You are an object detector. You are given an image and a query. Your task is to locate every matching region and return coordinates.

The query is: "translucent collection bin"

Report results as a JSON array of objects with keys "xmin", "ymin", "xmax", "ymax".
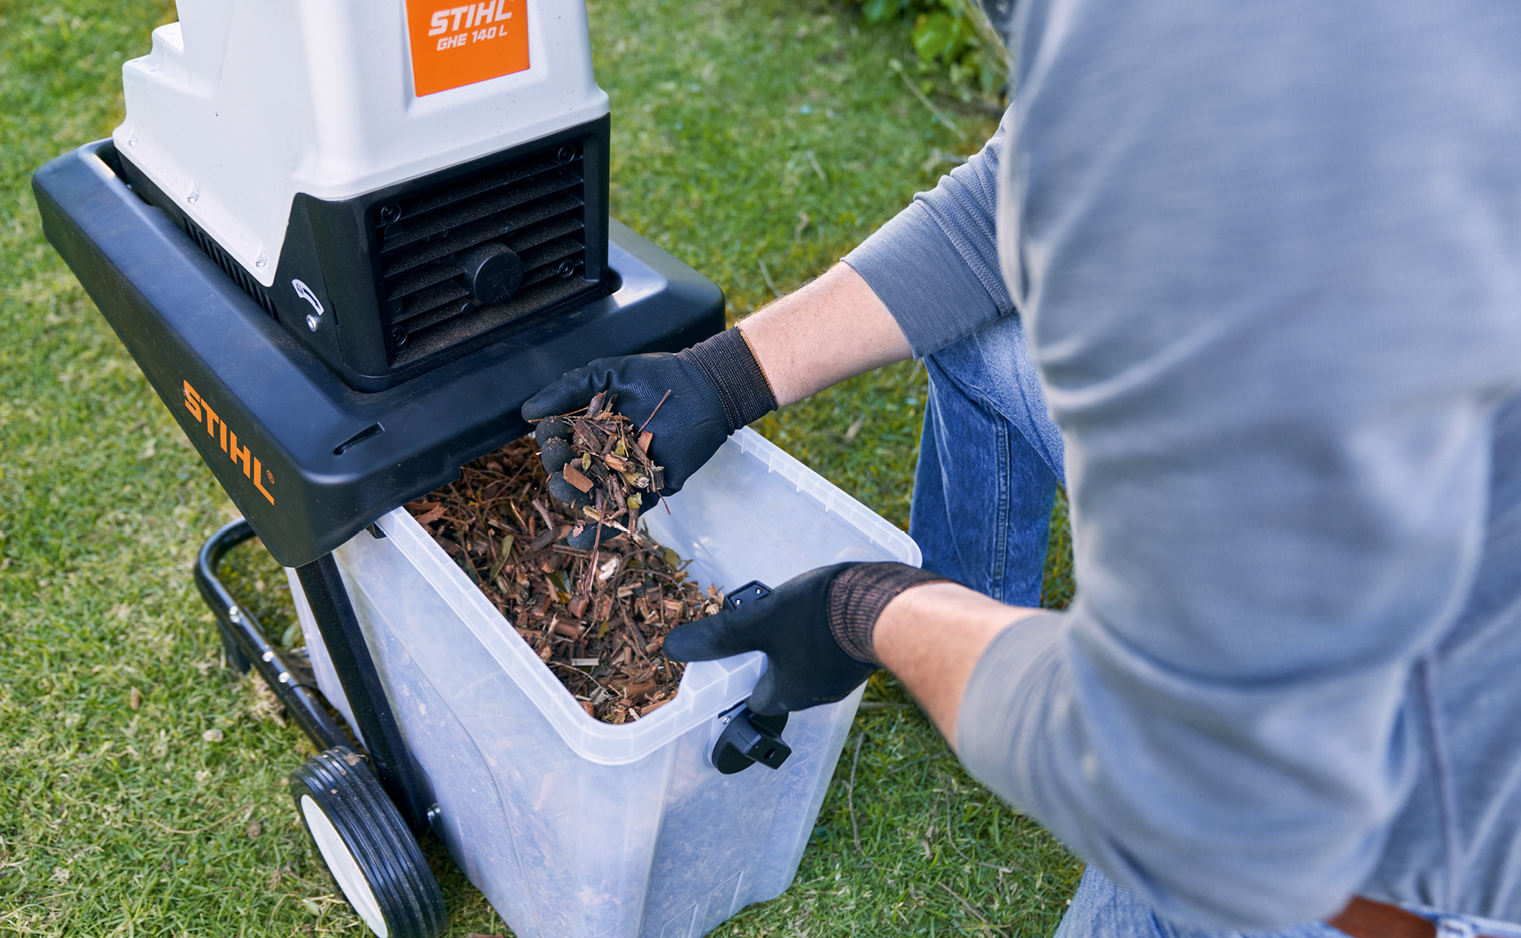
[{"xmin": 286, "ymin": 427, "xmax": 921, "ymax": 938}]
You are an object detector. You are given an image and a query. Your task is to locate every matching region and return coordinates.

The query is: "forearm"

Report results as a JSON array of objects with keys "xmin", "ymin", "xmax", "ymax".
[
  {"xmin": 871, "ymin": 581, "xmax": 1040, "ymax": 743},
  {"xmin": 736, "ymin": 263, "xmax": 911, "ymax": 407}
]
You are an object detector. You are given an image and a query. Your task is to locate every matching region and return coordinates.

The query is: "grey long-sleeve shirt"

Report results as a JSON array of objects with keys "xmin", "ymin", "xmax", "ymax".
[{"xmin": 844, "ymin": 2, "xmax": 1521, "ymax": 931}]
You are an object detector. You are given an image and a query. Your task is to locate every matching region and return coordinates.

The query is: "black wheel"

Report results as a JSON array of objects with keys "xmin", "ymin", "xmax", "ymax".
[{"xmin": 290, "ymin": 748, "xmax": 446, "ymax": 938}]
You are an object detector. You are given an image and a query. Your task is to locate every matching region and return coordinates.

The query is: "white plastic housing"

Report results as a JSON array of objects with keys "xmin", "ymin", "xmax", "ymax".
[
  {"xmin": 286, "ymin": 429, "xmax": 921, "ymax": 938},
  {"xmin": 113, "ymin": 0, "xmax": 609, "ymax": 287}
]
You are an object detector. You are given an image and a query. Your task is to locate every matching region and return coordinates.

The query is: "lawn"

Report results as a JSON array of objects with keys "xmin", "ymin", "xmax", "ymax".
[{"xmin": 0, "ymin": 0, "xmax": 1081, "ymax": 934}]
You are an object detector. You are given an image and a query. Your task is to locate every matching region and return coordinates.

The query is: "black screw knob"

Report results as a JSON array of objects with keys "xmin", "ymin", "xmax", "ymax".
[
  {"xmin": 711, "ymin": 705, "xmax": 791, "ymax": 775},
  {"xmin": 556, "ymin": 145, "xmax": 576, "ymax": 164},
  {"xmin": 390, "ymin": 326, "xmax": 407, "ymax": 348},
  {"xmin": 378, "ymin": 203, "xmax": 402, "ymax": 225},
  {"xmin": 555, "ymin": 258, "xmax": 578, "ymax": 279},
  {"xmin": 460, "ymin": 243, "xmax": 524, "ymax": 305}
]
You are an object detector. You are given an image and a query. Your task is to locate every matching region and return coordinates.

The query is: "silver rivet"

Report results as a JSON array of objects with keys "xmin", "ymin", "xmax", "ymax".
[
  {"xmin": 306, "ymin": 313, "xmax": 319, "ymax": 332},
  {"xmin": 261, "ymin": 651, "xmax": 274, "ymax": 663},
  {"xmin": 278, "ymin": 672, "xmax": 291, "ymax": 684}
]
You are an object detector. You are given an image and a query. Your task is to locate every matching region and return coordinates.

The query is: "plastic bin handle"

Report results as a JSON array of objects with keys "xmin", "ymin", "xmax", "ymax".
[
  {"xmin": 711, "ymin": 702, "xmax": 791, "ymax": 775},
  {"xmin": 706, "ymin": 582, "xmax": 793, "ymax": 774}
]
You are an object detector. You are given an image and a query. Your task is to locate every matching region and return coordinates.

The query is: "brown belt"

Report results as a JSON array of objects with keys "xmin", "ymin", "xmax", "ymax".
[{"xmin": 1329, "ymin": 897, "xmax": 1502, "ymax": 938}]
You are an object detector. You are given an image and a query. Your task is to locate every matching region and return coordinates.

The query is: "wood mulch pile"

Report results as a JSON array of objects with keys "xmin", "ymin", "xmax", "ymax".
[{"xmin": 404, "ymin": 401, "xmax": 722, "ymax": 724}]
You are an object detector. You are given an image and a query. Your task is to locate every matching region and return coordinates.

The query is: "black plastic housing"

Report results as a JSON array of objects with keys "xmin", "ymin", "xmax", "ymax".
[
  {"xmin": 34, "ymin": 140, "xmax": 724, "ymax": 568},
  {"xmin": 118, "ymin": 116, "xmax": 612, "ymax": 391}
]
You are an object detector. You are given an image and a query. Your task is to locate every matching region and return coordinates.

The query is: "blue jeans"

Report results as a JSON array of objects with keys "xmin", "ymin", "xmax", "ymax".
[
  {"xmin": 909, "ymin": 315, "xmax": 1066, "ymax": 608},
  {"xmin": 1056, "ymin": 868, "xmax": 1342, "ymax": 938},
  {"xmin": 1058, "ymin": 867, "xmax": 1521, "ymax": 938}
]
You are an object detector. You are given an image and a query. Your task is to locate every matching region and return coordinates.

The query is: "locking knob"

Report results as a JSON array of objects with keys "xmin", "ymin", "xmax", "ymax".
[
  {"xmin": 711, "ymin": 705, "xmax": 791, "ymax": 775},
  {"xmin": 460, "ymin": 243, "xmax": 523, "ymax": 305}
]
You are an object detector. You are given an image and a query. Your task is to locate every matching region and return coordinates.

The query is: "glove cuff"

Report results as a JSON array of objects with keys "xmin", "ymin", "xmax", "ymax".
[
  {"xmin": 677, "ymin": 327, "xmax": 778, "ymax": 434},
  {"xmin": 827, "ymin": 563, "xmax": 950, "ymax": 666}
]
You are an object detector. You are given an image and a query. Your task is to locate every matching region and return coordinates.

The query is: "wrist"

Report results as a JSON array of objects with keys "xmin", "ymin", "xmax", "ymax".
[
  {"xmin": 872, "ymin": 582, "xmax": 1038, "ymax": 743},
  {"xmin": 827, "ymin": 563, "xmax": 950, "ymax": 666},
  {"xmin": 677, "ymin": 327, "xmax": 778, "ymax": 433},
  {"xmin": 732, "ymin": 263, "xmax": 912, "ymax": 407}
]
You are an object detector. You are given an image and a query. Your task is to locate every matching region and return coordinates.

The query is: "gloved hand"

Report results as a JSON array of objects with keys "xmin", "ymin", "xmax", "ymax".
[
  {"xmin": 522, "ymin": 327, "xmax": 778, "ymax": 505},
  {"xmin": 664, "ymin": 562, "xmax": 948, "ymax": 716}
]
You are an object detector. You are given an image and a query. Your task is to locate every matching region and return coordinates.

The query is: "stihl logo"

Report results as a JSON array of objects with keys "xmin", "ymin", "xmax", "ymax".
[
  {"xmin": 406, "ymin": 0, "xmax": 527, "ymax": 97},
  {"xmin": 183, "ymin": 379, "xmax": 275, "ymax": 505},
  {"xmin": 428, "ymin": 0, "xmax": 514, "ymax": 50}
]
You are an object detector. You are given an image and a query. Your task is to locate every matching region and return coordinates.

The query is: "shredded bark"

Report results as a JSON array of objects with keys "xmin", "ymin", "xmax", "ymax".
[{"xmin": 404, "ymin": 412, "xmax": 720, "ymax": 724}]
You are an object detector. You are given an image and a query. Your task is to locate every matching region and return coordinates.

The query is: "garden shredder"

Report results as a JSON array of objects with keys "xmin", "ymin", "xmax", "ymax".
[{"xmin": 29, "ymin": 1, "xmax": 921, "ymax": 935}]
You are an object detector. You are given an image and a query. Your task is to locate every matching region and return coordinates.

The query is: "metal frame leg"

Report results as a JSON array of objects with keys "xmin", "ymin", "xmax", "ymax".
[{"xmin": 294, "ymin": 554, "xmax": 432, "ymax": 835}]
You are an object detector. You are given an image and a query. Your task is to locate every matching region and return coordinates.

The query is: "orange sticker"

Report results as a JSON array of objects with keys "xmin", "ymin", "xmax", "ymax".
[{"xmin": 407, "ymin": 0, "xmax": 529, "ymax": 97}]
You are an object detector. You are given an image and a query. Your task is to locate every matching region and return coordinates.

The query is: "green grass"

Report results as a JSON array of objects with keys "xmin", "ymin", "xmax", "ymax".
[{"xmin": 0, "ymin": 0, "xmax": 1080, "ymax": 934}]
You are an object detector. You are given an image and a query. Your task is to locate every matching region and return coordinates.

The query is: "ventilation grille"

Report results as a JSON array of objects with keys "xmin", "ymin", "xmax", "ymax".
[
  {"xmin": 375, "ymin": 140, "xmax": 592, "ymax": 363},
  {"xmin": 185, "ymin": 217, "xmax": 278, "ymax": 320}
]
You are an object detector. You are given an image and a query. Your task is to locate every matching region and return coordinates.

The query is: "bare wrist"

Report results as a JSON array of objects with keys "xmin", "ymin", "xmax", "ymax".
[
  {"xmin": 736, "ymin": 263, "xmax": 911, "ymax": 406},
  {"xmin": 872, "ymin": 581, "xmax": 1040, "ymax": 743}
]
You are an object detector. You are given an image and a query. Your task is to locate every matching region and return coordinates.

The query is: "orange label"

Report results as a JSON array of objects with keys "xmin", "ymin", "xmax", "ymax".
[{"xmin": 407, "ymin": 0, "xmax": 529, "ymax": 97}]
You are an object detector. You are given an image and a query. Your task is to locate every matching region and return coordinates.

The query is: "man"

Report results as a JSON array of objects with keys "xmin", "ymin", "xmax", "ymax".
[{"xmin": 524, "ymin": 3, "xmax": 1521, "ymax": 935}]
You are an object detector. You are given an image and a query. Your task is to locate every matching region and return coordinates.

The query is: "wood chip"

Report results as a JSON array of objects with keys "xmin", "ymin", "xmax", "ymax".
[
  {"xmin": 561, "ymin": 461, "xmax": 595, "ymax": 493},
  {"xmin": 410, "ymin": 502, "xmax": 446, "ymax": 526}
]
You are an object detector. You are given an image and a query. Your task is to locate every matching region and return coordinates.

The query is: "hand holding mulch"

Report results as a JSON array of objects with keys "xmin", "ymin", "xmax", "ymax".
[
  {"xmin": 519, "ymin": 329, "xmax": 779, "ymax": 499},
  {"xmin": 405, "ymin": 434, "xmax": 722, "ymax": 724},
  {"xmin": 534, "ymin": 390, "xmax": 669, "ymax": 550}
]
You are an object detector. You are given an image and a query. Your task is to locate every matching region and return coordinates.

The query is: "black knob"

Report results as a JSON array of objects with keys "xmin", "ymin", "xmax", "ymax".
[
  {"xmin": 711, "ymin": 704, "xmax": 791, "ymax": 775},
  {"xmin": 459, "ymin": 243, "xmax": 523, "ymax": 305}
]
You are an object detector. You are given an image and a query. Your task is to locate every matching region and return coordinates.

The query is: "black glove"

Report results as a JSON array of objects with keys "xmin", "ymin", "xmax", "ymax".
[
  {"xmin": 521, "ymin": 327, "xmax": 778, "ymax": 503},
  {"xmin": 664, "ymin": 562, "xmax": 948, "ymax": 716}
]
